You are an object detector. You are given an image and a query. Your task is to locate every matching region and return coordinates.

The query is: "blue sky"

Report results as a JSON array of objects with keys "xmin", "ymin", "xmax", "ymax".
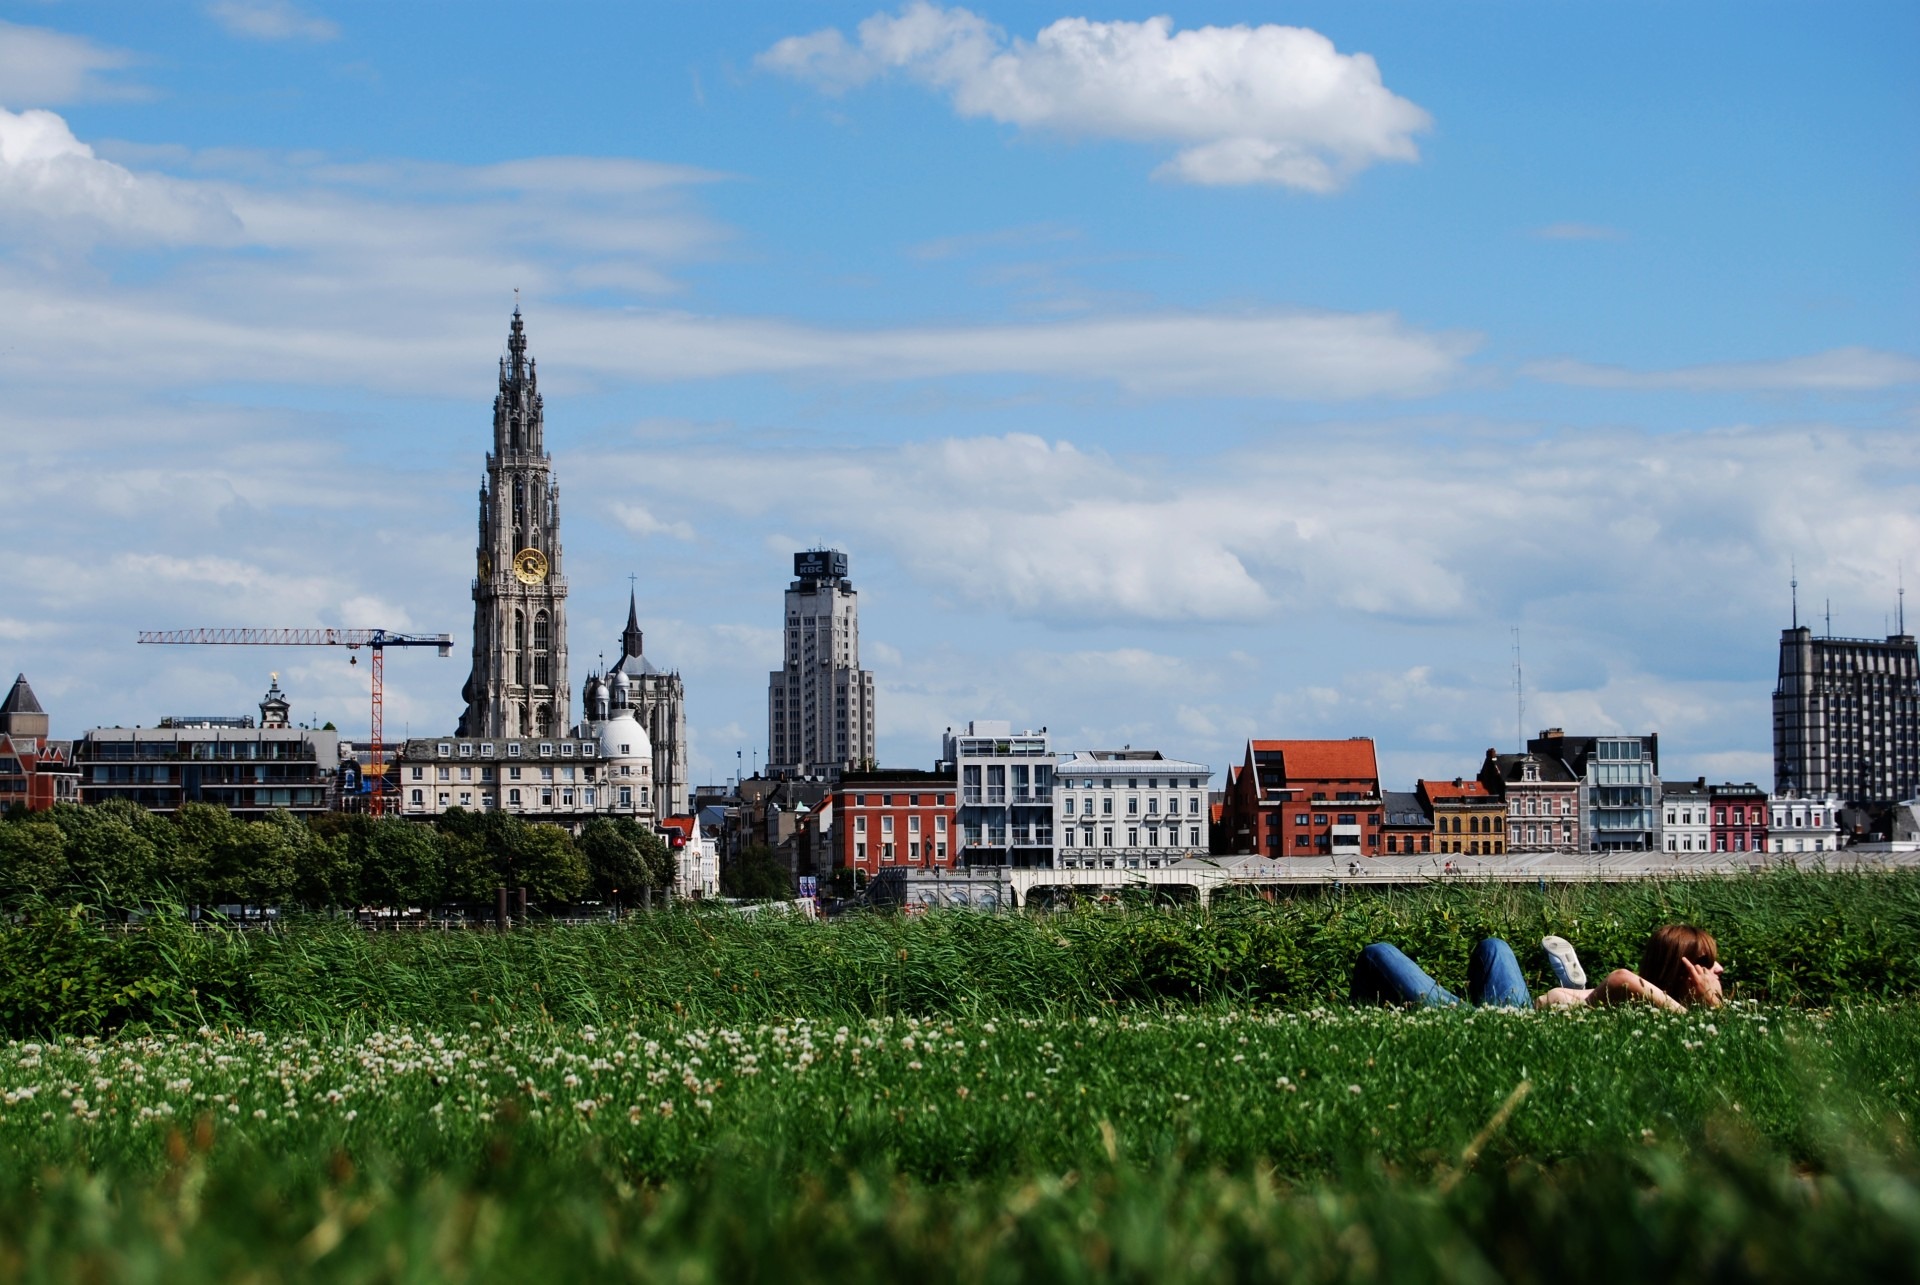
[{"xmin": 3, "ymin": 1, "xmax": 1915, "ymax": 797}]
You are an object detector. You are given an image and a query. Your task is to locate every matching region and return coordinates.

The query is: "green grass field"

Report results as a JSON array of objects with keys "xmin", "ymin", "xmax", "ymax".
[{"xmin": 2, "ymin": 873, "xmax": 1917, "ymax": 1281}]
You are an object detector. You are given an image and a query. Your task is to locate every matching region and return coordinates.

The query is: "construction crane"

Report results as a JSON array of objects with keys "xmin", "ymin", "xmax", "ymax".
[{"xmin": 137, "ymin": 628, "xmax": 453, "ymax": 816}]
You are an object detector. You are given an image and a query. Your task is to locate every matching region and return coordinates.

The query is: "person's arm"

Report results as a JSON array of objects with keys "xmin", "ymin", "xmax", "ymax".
[{"xmin": 1586, "ymin": 968, "xmax": 1686, "ymax": 1014}]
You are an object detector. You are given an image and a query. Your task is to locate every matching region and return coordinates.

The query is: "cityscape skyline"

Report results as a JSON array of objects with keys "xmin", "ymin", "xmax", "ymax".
[{"xmin": 1, "ymin": 2, "xmax": 1915, "ymax": 795}]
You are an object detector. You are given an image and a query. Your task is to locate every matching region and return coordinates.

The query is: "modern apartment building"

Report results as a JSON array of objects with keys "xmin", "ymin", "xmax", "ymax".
[
  {"xmin": 1478, "ymin": 748, "xmax": 1581, "ymax": 852},
  {"xmin": 1773, "ymin": 624, "xmax": 1920, "ymax": 806},
  {"xmin": 942, "ymin": 721, "xmax": 1055, "ymax": 868},
  {"xmin": 767, "ymin": 550, "xmax": 877, "ymax": 777},
  {"xmin": 1529, "ymin": 729, "xmax": 1661, "ymax": 851},
  {"xmin": 1219, "ymin": 739, "xmax": 1384, "ymax": 860},
  {"xmin": 1053, "ymin": 749, "xmax": 1210, "ymax": 871}
]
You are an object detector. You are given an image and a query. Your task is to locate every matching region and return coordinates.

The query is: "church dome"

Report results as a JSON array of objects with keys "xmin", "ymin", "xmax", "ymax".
[{"xmin": 598, "ymin": 705, "xmax": 651, "ymax": 765}]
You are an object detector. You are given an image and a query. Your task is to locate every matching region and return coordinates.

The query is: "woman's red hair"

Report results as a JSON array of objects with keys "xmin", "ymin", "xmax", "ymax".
[{"xmin": 1639, "ymin": 924, "xmax": 1719, "ymax": 1004}]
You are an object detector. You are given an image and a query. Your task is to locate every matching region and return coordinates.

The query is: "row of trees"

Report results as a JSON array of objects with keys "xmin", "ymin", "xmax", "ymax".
[{"xmin": 0, "ymin": 802, "xmax": 673, "ymax": 912}]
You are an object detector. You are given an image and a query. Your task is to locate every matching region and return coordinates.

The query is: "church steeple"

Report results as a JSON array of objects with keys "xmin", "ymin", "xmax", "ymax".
[
  {"xmin": 459, "ymin": 303, "xmax": 570, "ymax": 739},
  {"xmin": 623, "ymin": 586, "xmax": 644, "ymax": 660}
]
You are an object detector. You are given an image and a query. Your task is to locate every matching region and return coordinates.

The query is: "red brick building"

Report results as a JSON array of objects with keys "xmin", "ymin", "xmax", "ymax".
[
  {"xmin": 832, "ymin": 768, "xmax": 958, "ymax": 881},
  {"xmin": 1709, "ymin": 783, "xmax": 1769, "ymax": 855},
  {"xmin": 0, "ymin": 675, "xmax": 77, "ymax": 812},
  {"xmin": 1219, "ymin": 739, "xmax": 1384, "ymax": 859}
]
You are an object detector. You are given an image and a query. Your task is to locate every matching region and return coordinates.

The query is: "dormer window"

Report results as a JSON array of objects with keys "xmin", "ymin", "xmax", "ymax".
[
  {"xmin": 507, "ymin": 743, "xmax": 521, "ymax": 758},
  {"xmin": 538, "ymin": 742, "xmax": 554, "ymax": 757},
  {"xmin": 437, "ymin": 743, "xmax": 451, "ymax": 758},
  {"xmin": 480, "ymin": 743, "xmax": 495, "ymax": 757},
  {"xmin": 581, "ymin": 745, "xmax": 594, "ymax": 758},
  {"xmin": 561, "ymin": 743, "xmax": 576, "ymax": 757},
  {"xmin": 458, "ymin": 743, "xmax": 474, "ymax": 758},
  {"xmin": 619, "ymin": 744, "xmax": 630, "ymax": 755}
]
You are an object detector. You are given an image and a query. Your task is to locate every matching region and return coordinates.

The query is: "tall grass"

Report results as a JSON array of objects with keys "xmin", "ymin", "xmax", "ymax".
[{"xmin": 2, "ymin": 868, "xmax": 1916, "ymax": 1035}]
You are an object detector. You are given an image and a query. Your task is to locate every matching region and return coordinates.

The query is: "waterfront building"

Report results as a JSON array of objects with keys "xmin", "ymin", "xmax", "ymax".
[
  {"xmin": 1218, "ymin": 739, "xmax": 1384, "ymax": 859},
  {"xmin": 942, "ymin": 721, "xmax": 1055, "ymax": 868},
  {"xmin": 1417, "ymin": 777, "xmax": 1507, "ymax": 857},
  {"xmin": 1528, "ymin": 729, "xmax": 1661, "ymax": 851},
  {"xmin": 1709, "ymin": 782, "xmax": 1769, "ymax": 855},
  {"xmin": 831, "ymin": 767, "xmax": 958, "ymax": 880},
  {"xmin": 459, "ymin": 306, "xmax": 570, "ymax": 740},
  {"xmin": 1766, "ymin": 792, "xmax": 1844, "ymax": 855},
  {"xmin": 1661, "ymin": 779, "xmax": 1712, "ymax": 854},
  {"xmin": 1053, "ymin": 749, "xmax": 1210, "ymax": 871},
  {"xmin": 766, "ymin": 550, "xmax": 876, "ymax": 777},
  {"xmin": 1773, "ymin": 623, "xmax": 1920, "ymax": 806},
  {"xmin": 1380, "ymin": 789, "xmax": 1434, "ymax": 856},
  {"xmin": 74, "ymin": 680, "xmax": 338, "ymax": 816},
  {"xmin": 1479, "ymin": 749, "xmax": 1581, "ymax": 852}
]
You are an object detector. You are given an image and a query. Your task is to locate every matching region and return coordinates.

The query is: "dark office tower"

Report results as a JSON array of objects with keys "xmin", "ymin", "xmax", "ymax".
[
  {"xmin": 766, "ymin": 550, "xmax": 876, "ymax": 777},
  {"xmin": 1774, "ymin": 623, "xmax": 1920, "ymax": 805},
  {"xmin": 458, "ymin": 306, "xmax": 570, "ymax": 739}
]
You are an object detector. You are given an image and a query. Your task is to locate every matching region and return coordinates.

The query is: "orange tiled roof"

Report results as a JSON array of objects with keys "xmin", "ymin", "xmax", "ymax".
[
  {"xmin": 657, "ymin": 816, "xmax": 695, "ymax": 838},
  {"xmin": 1418, "ymin": 778, "xmax": 1495, "ymax": 802},
  {"xmin": 1250, "ymin": 738, "xmax": 1379, "ymax": 782}
]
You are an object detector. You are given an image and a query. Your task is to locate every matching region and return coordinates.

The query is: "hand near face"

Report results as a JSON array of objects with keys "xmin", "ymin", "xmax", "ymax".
[{"xmin": 1679, "ymin": 957, "xmax": 1724, "ymax": 1008}]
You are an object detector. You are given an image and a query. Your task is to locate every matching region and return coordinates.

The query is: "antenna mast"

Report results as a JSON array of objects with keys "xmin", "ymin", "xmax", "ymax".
[
  {"xmin": 1791, "ymin": 560, "xmax": 1798, "ymax": 630},
  {"xmin": 1511, "ymin": 626, "xmax": 1525, "ymax": 753}
]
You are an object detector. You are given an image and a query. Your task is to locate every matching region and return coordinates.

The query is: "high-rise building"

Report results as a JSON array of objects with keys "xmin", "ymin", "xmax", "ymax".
[
  {"xmin": 459, "ymin": 306, "xmax": 569, "ymax": 740},
  {"xmin": 766, "ymin": 550, "xmax": 875, "ymax": 776},
  {"xmin": 1773, "ymin": 624, "xmax": 1920, "ymax": 805}
]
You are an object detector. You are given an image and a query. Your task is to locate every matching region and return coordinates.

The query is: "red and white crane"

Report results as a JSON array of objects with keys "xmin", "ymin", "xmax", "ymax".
[{"xmin": 136, "ymin": 628, "xmax": 452, "ymax": 816}]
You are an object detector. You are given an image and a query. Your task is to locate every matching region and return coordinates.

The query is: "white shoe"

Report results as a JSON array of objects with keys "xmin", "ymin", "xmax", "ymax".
[{"xmin": 1542, "ymin": 935, "xmax": 1587, "ymax": 988}]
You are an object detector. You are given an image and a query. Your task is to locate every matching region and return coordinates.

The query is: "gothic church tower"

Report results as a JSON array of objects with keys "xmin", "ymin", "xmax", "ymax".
[{"xmin": 459, "ymin": 306, "xmax": 569, "ymax": 738}]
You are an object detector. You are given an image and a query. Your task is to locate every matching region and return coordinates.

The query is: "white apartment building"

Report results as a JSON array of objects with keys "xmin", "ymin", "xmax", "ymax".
[
  {"xmin": 1055, "ymin": 750, "xmax": 1211, "ymax": 871},
  {"xmin": 943, "ymin": 721, "xmax": 1054, "ymax": 868},
  {"xmin": 1662, "ymin": 780, "xmax": 1712, "ymax": 854},
  {"xmin": 1768, "ymin": 793, "xmax": 1845, "ymax": 854}
]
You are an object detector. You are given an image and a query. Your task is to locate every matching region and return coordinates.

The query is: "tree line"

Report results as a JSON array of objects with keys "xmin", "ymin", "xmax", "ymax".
[{"xmin": 0, "ymin": 802, "xmax": 674, "ymax": 913}]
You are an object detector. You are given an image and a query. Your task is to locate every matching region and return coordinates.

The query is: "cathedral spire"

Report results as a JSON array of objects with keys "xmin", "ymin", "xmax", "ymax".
[{"xmin": 623, "ymin": 582, "xmax": 644, "ymax": 660}]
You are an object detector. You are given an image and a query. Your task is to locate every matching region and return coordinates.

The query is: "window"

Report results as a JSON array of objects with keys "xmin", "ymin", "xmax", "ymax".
[
  {"xmin": 508, "ymin": 743, "xmax": 521, "ymax": 758},
  {"xmin": 1102, "ymin": 827, "xmax": 1114, "ymax": 847},
  {"xmin": 480, "ymin": 743, "xmax": 494, "ymax": 757},
  {"xmin": 1336, "ymin": 813, "xmax": 1357, "ymax": 826},
  {"xmin": 910, "ymin": 841, "xmax": 920, "ymax": 859},
  {"xmin": 909, "ymin": 815, "xmax": 921, "ymax": 833},
  {"xmin": 856, "ymin": 842, "xmax": 866, "ymax": 861},
  {"xmin": 410, "ymin": 789, "xmax": 423, "ymax": 804},
  {"xmin": 1295, "ymin": 835, "xmax": 1312, "ymax": 849},
  {"xmin": 1189, "ymin": 827, "xmax": 1201, "ymax": 847},
  {"xmin": 459, "ymin": 766, "xmax": 472, "ymax": 781},
  {"xmin": 1127, "ymin": 828, "xmax": 1138, "ymax": 847},
  {"xmin": 437, "ymin": 743, "xmax": 451, "ymax": 758},
  {"xmin": 1102, "ymin": 797, "xmax": 1113, "ymax": 816},
  {"xmin": 539, "ymin": 742, "xmax": 554, "ymax": 757},
  {"xmin": 936, "ymin": 815, "xmax": 947, "ymax": 833},
  {"xmin": 1147, "ymin": 797, "xmax": 1159, "ymax": 814},
  {"xmin": 1127, "ymin": 797, "xmax": 1139, "ymax": 815},
  {"xmin": 854, "ymin": 816, "xmax": 866, "ymax": 833},
  {"xmin": 1081, "ymin": 827, "xmax": 1094, "ymax": 847},
  {"xmin": 1295, "ymin": 814, "xmax": 1310, "ymax": 826},
  {"xmin": 438, "ymin": 792, "xmax": 449, "ymax": 805},
  {"xmin": 1061, "ymin": 830, "xmax": 1074, "ymax": 848},
  {"xmin": 619, "ymin": 786, "xmax": 632, "ymax": 806},
  {"xmin": 561, "ymin": 743, "xmax": 575, "ymax": 758},
  {"xmin": 437, "ymin": 766, "xmax": 450, "ymax": 782},
  {"xmin": 584, "ymin": 788, "xmax": 595, "ymax": 806},
  {"xmin": 458, "ymin": 743, "xmax": 474, "ymax": 758},
  {"xmin": 1065, "ymin": 797, "xmax": 1076, "ymax": 815},
  {"xmin": 937, "ymin": 842, "xmax": 947, "ymax": 860},
  {"xmin": 883, "ymin": 842, "xmax": 895, "ymax": 861},
  {"xmin": 882, "ymin": 816, "xmax": 894, "ymax": 834},
  {"xmin": 411, "ymin": 766, "xmax": 423, "ymax": 781}
]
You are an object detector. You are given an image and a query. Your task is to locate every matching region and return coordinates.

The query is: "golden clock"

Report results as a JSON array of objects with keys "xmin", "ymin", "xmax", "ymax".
[
  {"xmin": 478, "ymin": 552, "xmax": 492, "ymax": 579},
  {"xmin": 512, "ymin": 547, "xmax": 549, "ymax": 584}
]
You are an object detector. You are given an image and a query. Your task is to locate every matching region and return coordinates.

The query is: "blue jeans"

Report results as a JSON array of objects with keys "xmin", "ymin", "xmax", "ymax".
[{"xmin": 1350, "ymin": 939, "xmax": 1531, "ymax": 1008}]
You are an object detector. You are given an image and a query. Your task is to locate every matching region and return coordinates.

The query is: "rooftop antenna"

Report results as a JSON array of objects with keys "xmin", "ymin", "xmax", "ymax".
[
  {"xmin": 1791, "ymin": 560, "xmax": 1798, "ymax": 629},
  {"xmin": 1826, "ymin": 599, "xmax": 1832, "ymax": 636},
  {"xmin": 1511, "ymin": 626, "xmax": 1525, "ymax": 753},
  {"xmin": 1900, "ymin": 561, "xmax": 1907, "ymax": 636}
]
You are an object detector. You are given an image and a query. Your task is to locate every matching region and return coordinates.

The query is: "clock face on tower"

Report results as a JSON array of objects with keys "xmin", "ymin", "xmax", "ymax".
[{"xmin": 513, "ymin": 547, "xmax": 549, "ymax": 584}]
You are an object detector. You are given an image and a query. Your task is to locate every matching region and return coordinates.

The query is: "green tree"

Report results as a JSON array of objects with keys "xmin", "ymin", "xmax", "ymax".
[
  {"xmin": 45, "ymin": 801, "xmax": 161, "ymax": 909},
  {"xmin": 361, "ymin": 818, "xmax": 443, "ymax": 911},
  {"xmin": 724, "ymin": 843, "xmax": 791, "ymax": 901},
  {"xmin": 578, "ymin": 817, "xmax": 673, "ymax": 905},
  {"xmin": 0, "ymin": 818, "xmax": 68, "ymax": 900},
  {"xmin": 292, "ymin": 816, "xmax": 362, "ymax": 910},
  {"xmin": 509, "ymin": 820, "xmax": 589, "ymax": 904}
]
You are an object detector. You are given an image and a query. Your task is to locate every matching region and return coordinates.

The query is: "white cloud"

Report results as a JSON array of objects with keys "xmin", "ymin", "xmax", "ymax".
[
  {"xmin": 0, "ymin": 21, "xmax": 141, "ymax": 106},
  {"xmin": 759, "ymin": 4, "xmax": 1431, "ymax": 191},
  {"xmin": 206, "ymin": 0, "xmax": 340, "ymax": 43},
  {"xmin": 0, "ymin": 108, "xmax": 241, "ymax": 245},
  {"xmin": 1526, "ymin": 347, "xmax": 1920, "ymax": 393},
  {"xmin": 609, "ymin": 502, "xmax": 695, "ymax": 542}
]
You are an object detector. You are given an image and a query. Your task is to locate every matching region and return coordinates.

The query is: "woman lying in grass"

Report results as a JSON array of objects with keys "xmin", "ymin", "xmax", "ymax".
[{"xmin": 1350, "ymin": 924, "xmax": 1724, "ymax": 1012}]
